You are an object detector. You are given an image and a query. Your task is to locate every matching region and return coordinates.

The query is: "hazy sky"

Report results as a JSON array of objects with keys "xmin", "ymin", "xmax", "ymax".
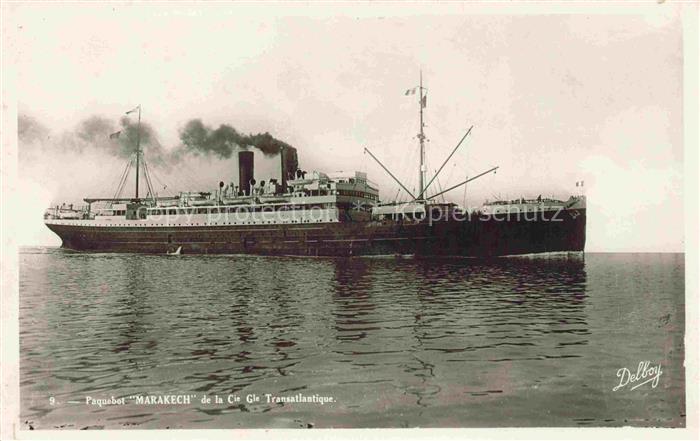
[{"xmin": 5, "ymin": 3, "xmax": 687, "ymax": 251}]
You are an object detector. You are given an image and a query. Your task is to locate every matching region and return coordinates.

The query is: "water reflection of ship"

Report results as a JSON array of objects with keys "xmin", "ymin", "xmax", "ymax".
[
  {"xmin": 408, "ymin": 257, "xmax": 589, "ymax": 354},
  {"xmin": 327, "ymin": 256, "xmax": 589, "ymax": 408},
  {"xmin": 181, "ymin": 261, "xmax": 310, "ymax": 403},
  {"xmin": 331, "ymin": 259, "xmax": 377, "ymax": 343},
  {"xmin": 111, "ymin": 261, "xmax": 152, "ymax": 362},
  {"xmin": 412, "ymin": 257, "xmax": 589, "ymax": 406},
  {"xmin": 227, "ymin": 262, "xmax": 304, "ymax": 387}
]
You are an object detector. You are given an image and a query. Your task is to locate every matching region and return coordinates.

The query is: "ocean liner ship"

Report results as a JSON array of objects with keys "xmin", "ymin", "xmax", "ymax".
[{"xmin": 44, "ymin": 75, "xmax": 586, "ymax": 257}]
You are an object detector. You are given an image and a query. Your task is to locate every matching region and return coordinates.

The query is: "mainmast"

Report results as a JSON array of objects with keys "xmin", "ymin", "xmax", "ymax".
[
  {"xmin": 133, "ymin": 105, "xmax": 142, "ymax": 199},
  {"xmin": 418, "ymin": 70, "xmax": 426, "ymax": 201},
  {"xmin": 364, "ymin": 72, "xmax": 496, "ymax": 204}
]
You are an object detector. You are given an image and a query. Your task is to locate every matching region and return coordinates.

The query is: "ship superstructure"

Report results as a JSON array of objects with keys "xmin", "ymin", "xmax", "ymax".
[{"xmin": 46, "ymin": 167, "xmax": 379, "ymax": 228}]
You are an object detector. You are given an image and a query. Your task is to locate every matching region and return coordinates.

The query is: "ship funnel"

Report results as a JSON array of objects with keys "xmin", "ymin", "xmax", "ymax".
[
  {"xmin": 280, "ymin": 147, "xmax": 288, "ymax": 194},
  {"xmin": 238, "ymin": 151, "xmax": 254, "ymax": 196}
]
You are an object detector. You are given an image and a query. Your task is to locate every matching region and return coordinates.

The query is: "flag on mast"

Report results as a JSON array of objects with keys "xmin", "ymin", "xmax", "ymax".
[
  {"xmin": 421, "ymin": 93, "xmax": 427, "ymax": 108},
  {"xmin": 125, "ymin": 105, "xmax": 139, "ymax": 115}
]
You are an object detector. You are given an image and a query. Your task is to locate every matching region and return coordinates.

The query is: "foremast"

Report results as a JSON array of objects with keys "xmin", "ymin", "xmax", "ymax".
[
  {"xmin": 417, "ymin": 70, "xmax": 427, "ymax": 201},
  {"xmin": 89, "ymin": 105, "xmax": 158, "ymax": 209},
  {"xmin": 132, "ymin": 105, "xmax": 142, "ymax": 199},
  {"xmin": 125, "ymin": 105, "xmax": 156, "ymax": 203}
]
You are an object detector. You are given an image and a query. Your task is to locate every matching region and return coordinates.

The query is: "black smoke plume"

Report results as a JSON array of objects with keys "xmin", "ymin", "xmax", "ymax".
[
  {"xmin": 179, "ymin": 119, "xmax": 299, "ymax": 176},
  {"xmin": 19, "ymin": 113, "xmax": 300, "ymax": 175},
  {"xmin": 77, "ymin": 115, "xmax": 166, "ymax": 162}
]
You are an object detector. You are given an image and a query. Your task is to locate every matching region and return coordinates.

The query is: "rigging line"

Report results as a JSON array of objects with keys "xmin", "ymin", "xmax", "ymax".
[
  {"xmin": 398, "ymin": 142, "xmax": 417, "ymax": 204},
  {"xmin": 109, "ymin": 157, "xmax": 132, "ymax": 203},
  {"xmin": 143, "ymin": 163, "xmax": 155, "ymax": 201},
  {"xmin": 463, "ymin": 172, "xmax": 468, "ymax": 210},
  {"xmin": 399, "ymin": 116, "xmax": 421, "ymax": 195},
  {"xmin": 145, "ymin": 159, "xmax": 157, "ymax": 195},
  {"xmin": 461, "ymin": 163, "xmax": 480, "ymax": 206},
  {"xmin": 175, "ymin": 160, "xmax": 211, "ymax": 191},
  {"xmin": 393, "ymin": 187, "xmax": 401, "ymax": 203},
  {"xmin": 167, "ymin": 167, "xmax": 202, "ymax": 195},
  {"xmin": 140, "ymin": 158, "xmax": 150, "ymax": 197},
  {"xmin": 148, "ymin": 165, "xmax": 174, "ymax": 197},
  {"xmin": 444, "ymin": 163, "xmax": 457, "ymax": 188},
  {"xmin": 146, "ymin": 164, "xmax": 162, "ymax": 193},
  {"xmin": 416, "ymin": 126, "xmax": 473, "ymax": 200},
  {"xmin": 117, "ymin": 159, "xmax": 133, "ymax": 198},
  {"xmin": 147, "ymin": 167, "xmax": 159, "ymax": 199},
  {"xmin": 146, "ymin": 165, "xmax": 159, "ymax": 201},
  {"xmin": 154, "ymin": 169, "xmax": 184, "ymax": 195},
  {"xmin": 409, "ymin": 145, "xmax": 419, "ymax": 198},
  {"xmin": 103, "ymin": 159, "xmax": 128, "ymax": 201},
  {"xmin": 117, "ymin": 157, "xmax": 133, "ymax": 195},
  {"xmin": 363, "ymin": 147, "xmax": 416, "ymax": 200},
  {"xmin": 118, "ymin": 154, "xmax": 139, "ymax": 199},
  {"xmin": 141, "ymin": 156, "xmax": 156, "ymax": 201},
  {"xmin": 110, "ymin": 157, "xmax": 134, "ymax": 208},
  {"xmin": 142, "ymin": 153, "xmax": 194, "ymax": 193},
  {"xmin": 185, "ymin": 155, "xmax": 225, "ymax": 188},
  {"xmin": 380, "ymin": 146, "xmax": 406, "ymax": 203},
  {"xmin": 434, "ymin": 170, "xmax": 447, "ymax": 203},
  {"xmin": 156, "ymin": 153, "xmax": 209, "ymax": 196},
  {"xmin": 169, "ymin": 162, "xmax": 198, "ymax": 188},
  {"xmin": 391, "ymin": 143, "xmax": 416, "ymax": 204},
  {"xmin": 113, "ymin": 161, "xmax": 132, "ymax": 204},
  {"xmin": 426, "ymin": 166, "xmax": 499, "ymax": 201},
  {"xmin": 461, "ymin": 148, "xmax": 469, "ymax": 209},
  {"xmin": 140, "ymin": 158, "xmax": 150, "ymax": 198},
  {"xmin": 388, "ymin": 127, "xmax": 419, "ymax": 203},
  {"xmin": 424, "ymin": 156, "xmax": 434, "ymax": 198}
]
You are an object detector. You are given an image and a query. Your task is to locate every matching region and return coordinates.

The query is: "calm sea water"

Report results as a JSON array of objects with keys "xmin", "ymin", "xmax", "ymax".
[{"xmin": 19, "ymin": 248, "xmax": 685, "ymax": 429}]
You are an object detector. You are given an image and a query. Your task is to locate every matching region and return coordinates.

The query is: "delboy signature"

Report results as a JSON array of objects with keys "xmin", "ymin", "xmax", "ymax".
[{"xmin": 613, "ymin": 361, "xmax": 663, "ymax": 392}]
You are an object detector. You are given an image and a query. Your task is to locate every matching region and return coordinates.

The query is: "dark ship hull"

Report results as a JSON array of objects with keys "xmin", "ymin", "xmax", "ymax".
[{"xmin": 46, "ymin": 208, "xmax": 586, "ymax": 257}]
